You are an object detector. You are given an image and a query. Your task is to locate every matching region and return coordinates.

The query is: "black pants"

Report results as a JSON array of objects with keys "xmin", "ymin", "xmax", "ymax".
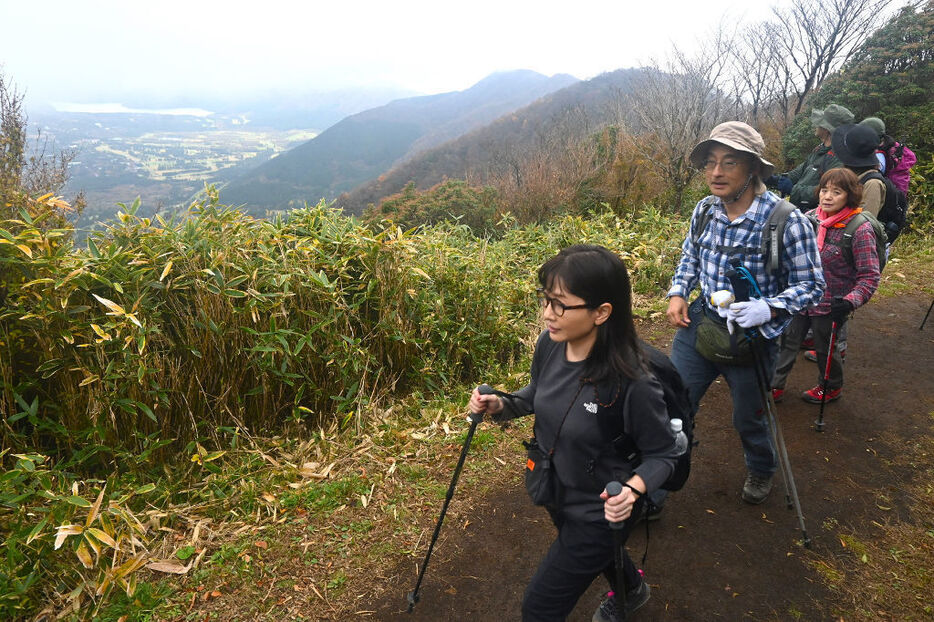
[
  {"xmin": 773, "ymin": 313, "xmax": 846, "ymax": 391},
  {"xmin": 521, "ymin": 500, "xmax": 644, "ymax": 622}
]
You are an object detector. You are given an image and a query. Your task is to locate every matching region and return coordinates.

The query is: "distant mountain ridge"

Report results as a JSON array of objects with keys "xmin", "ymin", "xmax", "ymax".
[
  {"xmin": 335, "ymin": 69, "xmax": 643, "ymax": 216},
  {"xmin": 219, "ymin": 70, "xmax": 579, "ymax": 213}
]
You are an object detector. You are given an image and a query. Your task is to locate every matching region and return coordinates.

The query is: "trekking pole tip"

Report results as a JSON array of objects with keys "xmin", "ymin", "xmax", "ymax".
[
  {"xmin": 406, "ymin": 590, "xmax": 419, "ymax": 612},
  {"xmin": 814, "ymin": 419, "xmax": 825, "ymax": 432}
]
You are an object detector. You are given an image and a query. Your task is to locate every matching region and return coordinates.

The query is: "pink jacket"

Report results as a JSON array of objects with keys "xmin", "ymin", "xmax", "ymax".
[{"xmin": 886, "ymin": 143, "xmax": 916, "ymax": 194}]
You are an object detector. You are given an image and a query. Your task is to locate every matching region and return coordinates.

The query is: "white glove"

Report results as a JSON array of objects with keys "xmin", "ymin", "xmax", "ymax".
[
  {"xmin": 711, "ymin": 290, "xmax": 736, "ymax": 334},
  {"xmin": 728, "ymin": 298, "xmax": 771, "ymax": 328},
  {"xmin": 715, "ymin": 304, "xmax": 736, "ymax": 334}
]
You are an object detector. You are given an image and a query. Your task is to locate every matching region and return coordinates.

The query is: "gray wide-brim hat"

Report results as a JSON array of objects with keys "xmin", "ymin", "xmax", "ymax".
[
  {"xmin": 689, "ymin": 121, "xmax": 774, "ymax": 179},
  {"xmin": 832, "ymin": 123, "xmax": 880, "ymax": 168},
  {"xmin": 810, "ymin": 104, "xmax": 854, "ymax": 132}
]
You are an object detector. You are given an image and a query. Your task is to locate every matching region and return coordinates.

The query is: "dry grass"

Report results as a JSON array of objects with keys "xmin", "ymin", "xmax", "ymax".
[
  {"xmin": 141, "ymin": 395, "xmax": 535, "ymax": 621},
  {"xmin": 811, "ymin": 425, "xmax": 934, "ymax": 621}
]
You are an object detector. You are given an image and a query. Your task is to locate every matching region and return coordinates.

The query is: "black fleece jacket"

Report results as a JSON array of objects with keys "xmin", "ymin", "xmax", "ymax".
[{"xmin": 497, "ymin": 332, "xmax": 678, "ymax": 522}]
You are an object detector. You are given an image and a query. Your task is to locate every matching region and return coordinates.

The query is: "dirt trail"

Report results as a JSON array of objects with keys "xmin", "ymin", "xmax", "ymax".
[{"xmin": 367, "ymin": 294, "xmax": 934, "ymax": 621}]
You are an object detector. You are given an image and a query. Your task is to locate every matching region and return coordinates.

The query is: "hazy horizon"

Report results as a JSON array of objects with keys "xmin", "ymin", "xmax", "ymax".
[{"xmin": 3, "ymin": 0, "xmax": 774, "ymax": 111}]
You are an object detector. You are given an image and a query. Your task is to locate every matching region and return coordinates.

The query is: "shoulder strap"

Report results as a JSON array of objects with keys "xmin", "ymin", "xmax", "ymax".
[
  {"xmin": 761, "ymin": 199, "xmax": 797, "ymax": 275},
  {"xmin": 690, "ymin": 198, "xmax": 717, "ymax": 246},
  {"xmin": 839, "ymin": 212, "xmax": 870, "ymax": 267}
]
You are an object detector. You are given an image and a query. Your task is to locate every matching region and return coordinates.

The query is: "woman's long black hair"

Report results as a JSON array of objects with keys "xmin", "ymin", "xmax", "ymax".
[{"xmin": 537, "ymin": 244, "xmax": 645, "ymax": 383}]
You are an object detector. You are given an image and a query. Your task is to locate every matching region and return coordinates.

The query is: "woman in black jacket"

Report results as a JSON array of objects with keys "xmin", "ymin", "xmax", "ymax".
[{"xmin": 470, "ymin": 244, "xmax": 678, "ymax": 622}]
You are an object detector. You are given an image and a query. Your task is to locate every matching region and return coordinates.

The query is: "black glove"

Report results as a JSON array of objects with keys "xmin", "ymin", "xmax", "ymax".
[{"xmin": 829, "ymin": 298, "xmax": 853, "ymax": 322}]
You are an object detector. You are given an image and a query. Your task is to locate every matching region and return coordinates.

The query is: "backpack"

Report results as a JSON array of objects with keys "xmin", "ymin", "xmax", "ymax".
[
  {"xmin": 599, "ymin": 342, "xmax": 695, "ymax": 492},
  {"xmin": 806, "ymin": 211, "xmax": 888, "ymax": 272},
  {"xmin": 691, "ymin": 197, "xmax": 798, "ymax": 275},
  {"xmin": 861, "ymin": 170, "xmax": 908, "ymax": 242},
  {"xmin": 882, "ymin": 142, "xmax": 906, "ymax": 178}
]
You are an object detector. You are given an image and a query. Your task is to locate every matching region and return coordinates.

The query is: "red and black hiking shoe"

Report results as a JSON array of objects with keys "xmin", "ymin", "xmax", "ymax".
[
  {"xmin": 593, "ymin": 579, "xmax": 651, "ymax": 622},
  {"xmin": 801, "ymin": 385, "xmax": 841, "ymax": 404},
  {"xmin": 771, "ymin": 388, "xmax": 785, "ymax": 403}
]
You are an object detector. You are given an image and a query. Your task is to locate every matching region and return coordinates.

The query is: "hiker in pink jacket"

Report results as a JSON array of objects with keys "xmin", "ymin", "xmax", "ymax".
[{"xmin": 859, "ymin": 117, "xmax": 916, "ymax": 195}]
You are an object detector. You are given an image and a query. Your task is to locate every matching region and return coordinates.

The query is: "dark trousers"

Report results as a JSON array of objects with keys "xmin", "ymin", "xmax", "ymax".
[
  {"xmin": 773, "ymin": 313, "xmax": 845, "ymax": 391},
  {"xmin": 521, "ymin": 500, "xmax": 643, "ymax": 622}
]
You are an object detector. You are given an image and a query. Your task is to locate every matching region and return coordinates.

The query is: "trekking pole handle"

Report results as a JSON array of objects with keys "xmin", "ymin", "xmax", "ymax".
[
  {"xmin": 605, "ymin": 481, "xmax": 626, "ymax": 530},
  {"xmin": 468, "ymin": 384, "xmax": 495, "ymax": 423}
]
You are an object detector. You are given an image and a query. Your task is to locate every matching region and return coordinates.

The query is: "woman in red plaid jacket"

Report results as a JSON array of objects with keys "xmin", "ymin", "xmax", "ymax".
[{"xmin": 771, "ymin": 168, "xmax": 881, "ymax": 404}]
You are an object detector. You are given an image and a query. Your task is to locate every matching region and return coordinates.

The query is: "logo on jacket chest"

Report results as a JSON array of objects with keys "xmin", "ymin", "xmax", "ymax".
[{"xmin": 583, "ymin": 402, "xmax": 598, "ymax": 414}]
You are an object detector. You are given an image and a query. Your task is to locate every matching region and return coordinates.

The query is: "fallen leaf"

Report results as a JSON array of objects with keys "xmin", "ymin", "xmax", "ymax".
[
  {"xmin": 146, "ymin": 561, "xmax": 192, "ymax": 575},
  {"xmin": 254, "ymin": 540, "xmax": 268, "ymax": 550}
]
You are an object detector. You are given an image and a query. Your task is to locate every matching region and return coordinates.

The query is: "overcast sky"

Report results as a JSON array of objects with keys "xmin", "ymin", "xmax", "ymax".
[{"xmin": 2, "ymin": 0, "xmax": 775, "ymax": 109}]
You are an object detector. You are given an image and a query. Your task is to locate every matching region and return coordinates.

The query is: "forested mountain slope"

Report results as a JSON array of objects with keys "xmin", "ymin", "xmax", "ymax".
[{"xmin": 219, "ymin": 70, "xmax": 577, "ymax": 214}]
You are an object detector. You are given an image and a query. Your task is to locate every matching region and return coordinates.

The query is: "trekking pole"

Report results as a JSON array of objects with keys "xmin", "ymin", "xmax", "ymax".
[
  {"xmin": 605, "ymin": 481, "xmax": 628, "ymax": 618},
  {"xmin": 407, "ymin": 384, "xmax": 494, "ymax": 612},
  {"xmin": 726, "ymin": 259, "xmax": 811, "ymax": 548},
  {"xmin": 815, "ymin": 318, "xmax": 840, "ymax": 432},
  {"xmin": 920, "ymin": 298, "xmax": 934, "ymax": 330},
  {"xmin": 749, "ymin": 336, "xmax": 811, "ymax": 548}
]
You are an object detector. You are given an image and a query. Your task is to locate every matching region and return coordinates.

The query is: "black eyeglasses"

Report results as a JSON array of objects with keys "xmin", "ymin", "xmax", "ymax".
[
  {"xmin": 536, "ymin": 288, "xmax": 594, "ymax": 317},
  {"xmin": 702, "ymin": 157, "xmax": 742, "ymax": 172}
]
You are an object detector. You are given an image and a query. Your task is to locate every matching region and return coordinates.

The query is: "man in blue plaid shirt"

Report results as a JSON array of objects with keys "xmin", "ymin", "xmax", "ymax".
[{"xmin": 664, "ymin": 122, "xmax": 824, "ymax": 506}]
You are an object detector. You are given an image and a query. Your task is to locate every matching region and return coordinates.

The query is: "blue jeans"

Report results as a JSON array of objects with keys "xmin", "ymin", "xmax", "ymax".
[{"xmin": 670, "ymin": 298, "xmax": 779, "ymax": 477}]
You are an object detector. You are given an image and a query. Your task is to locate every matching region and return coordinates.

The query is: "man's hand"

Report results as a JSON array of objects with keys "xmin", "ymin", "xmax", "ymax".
[
  {"xmin": 728, "ymin": 298, "xmax": 772, "ymax": 328},
  {"xmin": 666, "ymin": 296, "xmax": 690, "ymax": 328}
]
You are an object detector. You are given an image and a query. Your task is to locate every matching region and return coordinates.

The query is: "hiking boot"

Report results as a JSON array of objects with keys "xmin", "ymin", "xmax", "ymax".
[
  {"xmin": 644, "ymin": 503, "xmax": 663, "ymax": 522},
  {"xmin": 635, "ymin": 501, "xmax": 663, "ymax": 524},
  {"xmin": 592, "ymin": 580, "xmax": 651, "ymax": 622},
  {"xmin": 801, "ymin": 385, "xmax": 842, "ymax": 404},
  {"xmin": 742, "ymin": 472, "xmax": 773, "ymax": 504},
  {"xmin": 771, "ymin": 388, "xmax": 784, "ymax": 403},
  {"xmin": 800, "ymin": 336, "xmax": 814, "ymax": 349}
]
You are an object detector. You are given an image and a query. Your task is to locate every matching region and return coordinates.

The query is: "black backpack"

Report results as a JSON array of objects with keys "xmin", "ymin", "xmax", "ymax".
[
  {"xmin": 861, "ymin": 170, "xmax": 908, "ymax": 242},
  {"xmin": 599, "ymin": 342, "xmax": 695, "ymax": 492}
]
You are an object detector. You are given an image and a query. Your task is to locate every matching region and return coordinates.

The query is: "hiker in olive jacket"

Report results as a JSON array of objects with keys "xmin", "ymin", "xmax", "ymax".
[{"xmin": 771, "ymin": 104, "xmax": 854, "ymax": 211}]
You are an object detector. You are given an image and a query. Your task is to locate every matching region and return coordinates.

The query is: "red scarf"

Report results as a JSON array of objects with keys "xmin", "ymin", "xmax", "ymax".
[{"xmin": 816, "ymin": 206, "xmax": 860, "ymax": 251}]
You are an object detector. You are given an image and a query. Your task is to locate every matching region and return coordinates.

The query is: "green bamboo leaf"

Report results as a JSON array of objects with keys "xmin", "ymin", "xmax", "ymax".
[
  {"xmin": 135, "ymin": 483, "xmax": 156, "ymax": 495},
  {"xmin": 26, "ymin": 517, "xmax": 49, "ymax": 544},
  {"xmin": 136, "ymin": 402, "xmax": 157, "ymax": 422},
  {"xmin": 66, "ymin": 496, "xmax": 92, "ymax": 508},
  {"xmin": 87, "ymin": 238, "xmax": 100, "ymax": 259}
]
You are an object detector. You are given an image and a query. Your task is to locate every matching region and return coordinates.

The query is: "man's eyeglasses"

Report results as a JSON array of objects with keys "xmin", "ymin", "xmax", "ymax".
[
  {"xmin": 702, "ymin": 158, "xmax": 742, "ymax": 172},
  {"xmin": 536, "ymin": 288, "xmax": 594, "ymax": 317}
]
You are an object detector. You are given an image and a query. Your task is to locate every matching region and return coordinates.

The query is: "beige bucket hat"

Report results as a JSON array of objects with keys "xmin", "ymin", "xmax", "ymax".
[{"xmin": 689, "ymin": 122, "xmax": 775, "ymax": 178}]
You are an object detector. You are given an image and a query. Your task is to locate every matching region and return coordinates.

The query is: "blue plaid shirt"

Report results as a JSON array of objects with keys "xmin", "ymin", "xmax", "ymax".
[{"xmin": 668, "ymin": 191, "xmax": 825, "ymax": 339}]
